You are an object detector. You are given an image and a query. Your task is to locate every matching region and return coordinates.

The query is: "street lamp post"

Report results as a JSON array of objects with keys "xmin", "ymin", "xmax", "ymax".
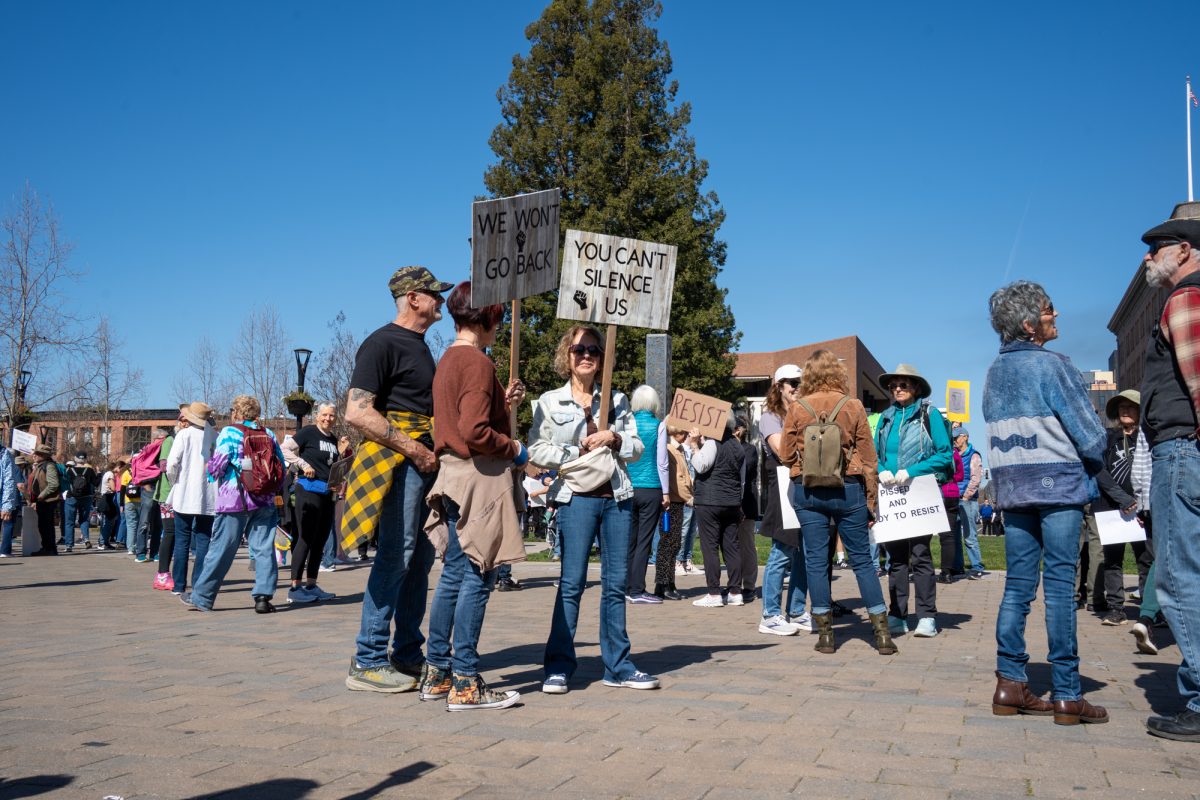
[{"xmin": 292, "ymin": 348, "xmax": 313, "ymax": 431}]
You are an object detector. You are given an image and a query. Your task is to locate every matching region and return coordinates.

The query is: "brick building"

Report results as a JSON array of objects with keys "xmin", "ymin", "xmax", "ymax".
[
  {"xmin": 732, "ymin": 334, "xmax": 890, "ymax": 412},
  {"xmin": 1108, "ymin": 262, "xmax": 1171, "ymax": 392}
]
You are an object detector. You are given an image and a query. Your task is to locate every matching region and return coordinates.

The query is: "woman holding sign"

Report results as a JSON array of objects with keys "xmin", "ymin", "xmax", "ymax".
[
  {"xmin": 873, "ymin": 364, "xmax": 955, "ymax": 640},
  {"xmin": 781, "ymin": 350, "xmax": 891, "ymax": 655},
  {"xmin": 529, "ymin": 325, "xmax": 659, "ymax": 694}
]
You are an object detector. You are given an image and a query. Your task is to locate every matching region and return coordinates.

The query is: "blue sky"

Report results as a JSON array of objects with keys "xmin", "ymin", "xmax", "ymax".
[{"xmin": 2, "ymin": 0, "xmax": 1196, "ymax": 434}]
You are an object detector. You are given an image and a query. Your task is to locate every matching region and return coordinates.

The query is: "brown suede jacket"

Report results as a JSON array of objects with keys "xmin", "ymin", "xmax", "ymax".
[{"xmin": 780, "ymin": 390, "xmax": 880, "ymax": 516}]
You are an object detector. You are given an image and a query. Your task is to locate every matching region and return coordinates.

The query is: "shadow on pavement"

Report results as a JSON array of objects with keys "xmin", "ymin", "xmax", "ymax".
[
  {"xmin": 1026, "ymin": 662, "xmax": 1108, "ymax": 695},
  {"xmin": 1134, "ymin": 660, "xmax": 1185, "ymax": 715},
  {"xmin": 0, "ymin": 774, "xmax": 73, "ymax": 798},
  {"xmin": 0, "ymin": 579, "xmax": 114, "ymax": 591},
  {"xmin": 178, "ymin": 762, "xmax": 438, "ymax": 800}
]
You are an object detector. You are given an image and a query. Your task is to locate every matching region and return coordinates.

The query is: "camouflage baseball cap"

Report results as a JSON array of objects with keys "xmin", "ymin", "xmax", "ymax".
[{"xmin": 388, "ymin": 266, "xmax": 454, "ymax": 298}]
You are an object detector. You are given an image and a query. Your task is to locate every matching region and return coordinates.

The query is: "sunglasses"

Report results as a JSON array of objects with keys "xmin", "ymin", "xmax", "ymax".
[
  {"xmin": 1040, "ymin": 303, "xmax": 1056, "ymax": 318},
  {"xmin": 780, "ymin": 379, "xmax": 801, "ymax": 389},
  {"xmin": 890, "ymin": 380, "xmax": 914, "ymax": 391},
  {"xmin": 1147, "ymin": 238, "xmax": 1183, "ymax": 256},
  {"xmin": 568, "ymin": 344, "xmax": 603, "ymax": 358}
]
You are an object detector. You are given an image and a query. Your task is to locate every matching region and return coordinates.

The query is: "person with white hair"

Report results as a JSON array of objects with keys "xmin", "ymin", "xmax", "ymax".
[
  {"xmin": 282, "ymin": 402, "xmax": 341, "ymax": 604},
  {"xmin": 625, "ymin": 384, "xmax": 669, "ymax": 604}
]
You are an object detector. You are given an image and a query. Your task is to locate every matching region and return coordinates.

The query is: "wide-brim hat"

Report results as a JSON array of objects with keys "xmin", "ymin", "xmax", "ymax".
[
  {"xmin": 879, "ymin": 363, "xmax": 932, "ymax": 399},
  {"xmin": 33, "ymin": 444, "xmax": 52, "ymax": 457},
  {"xmin": 1141, "ymin": 201, "xmax": 1200, "ymax": 247},
  {"xmin": 183, "ymin": 401, "xmax": 213, "ymax": 428},
  {"xmin": 388, "ymin": 265, "xmax": 454, "ymax": 299},
  {"xmin": 1105, "ymin": 389, "xmax": 1141, "ymax": 420}
]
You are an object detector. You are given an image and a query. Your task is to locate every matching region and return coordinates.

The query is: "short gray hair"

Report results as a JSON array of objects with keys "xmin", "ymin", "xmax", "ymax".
[
  {"xmin": 316, "ymin": 403, "xmax": 336, "ymax": 416},
  {"xmin": 630, "ymin": 384, "xmax": 662, "ymax": 418},
  {"xmin": 989, "ymin": 280, "xmax": 1051, "ymax": 344}
]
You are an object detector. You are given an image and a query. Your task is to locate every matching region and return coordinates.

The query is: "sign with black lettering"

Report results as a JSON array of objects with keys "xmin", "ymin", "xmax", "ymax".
[
  {"xmin": 556, "ymin": 229, "xmax": 677, "ymax": 330},
  {"xmin": 666, "ymin": 388, "xmax": 731, "ymax": 441},
  {"xmin": 870, "ymin": 475, "xmax": 950, "ymax": 544},
  {"xmin": 471, "ymin": 188, "xmax": 561, "ymax": 307}
]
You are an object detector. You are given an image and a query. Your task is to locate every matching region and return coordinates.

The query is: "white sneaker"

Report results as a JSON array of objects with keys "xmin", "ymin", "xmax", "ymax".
[
  {"xmin": 913, "ymin": 617, "xmax": 939, "ymax": 637},
  {"xmin": 674, "ymin": 562, "xmax": 687, "ymax": 577},
  {"xmin": 684, "ymin": 561, "xmax": 700, "ymax": 575},
  {"xmin": 319, "ymin": 564, "xmax": 337, "ymax": 573},
  {"xmin": 788, "ymin": 612, "xmax": 813, "ymax": 632},
  {"xmin": 758, "ymin": 615, "xmax": 800, "ymax": 636},
  {"xmin": 726, "ymin": 592, "xmax": 745, "ymax": 607},
  {"xmin": 692, "ymin": 594, "xmax": 725, "ymax": 608}
]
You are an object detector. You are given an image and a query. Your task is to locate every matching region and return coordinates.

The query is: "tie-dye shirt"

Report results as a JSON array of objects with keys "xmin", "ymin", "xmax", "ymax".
[{"xmin": 206, "ymin": 421, "xmax": 285, "ymax": 514}]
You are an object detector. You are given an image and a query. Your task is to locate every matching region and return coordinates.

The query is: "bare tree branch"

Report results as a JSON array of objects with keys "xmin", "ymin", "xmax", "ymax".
[{"xmin": 229, "ymin": 306, "xmax": 291, "ymax": 419}]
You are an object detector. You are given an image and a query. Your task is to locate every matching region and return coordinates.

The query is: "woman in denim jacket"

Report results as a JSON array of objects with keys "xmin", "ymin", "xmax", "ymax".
[{"xmin": 529, "ymin": 325, "xmax": 659, "ymax": 695}]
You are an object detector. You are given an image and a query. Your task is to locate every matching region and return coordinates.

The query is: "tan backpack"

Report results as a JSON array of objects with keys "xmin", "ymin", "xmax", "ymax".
[{"xmin": 795, "ymin": 396, "xmax": 850, "ymax": 488}]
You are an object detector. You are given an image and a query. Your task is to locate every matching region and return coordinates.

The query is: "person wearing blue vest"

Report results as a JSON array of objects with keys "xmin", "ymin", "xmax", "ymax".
[
  {"xmin": 625, "ymin": 385, "xmax": 669, "ymax": 604},
  {"xmin": 954, "ymin": 429, "xmax": 986, "ymax": 578},
  {"xmin": 874, "ymin": 364, "xmax": 954, "ymax": 640}
]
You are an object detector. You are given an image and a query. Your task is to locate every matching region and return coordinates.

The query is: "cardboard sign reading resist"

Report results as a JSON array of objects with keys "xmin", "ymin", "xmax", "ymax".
[
  {"xmin": 556, "ymin": 229, "xmax": 677, "ymax": 330},
  {"xmin": 666, "ymin": 389, "xmax": 731, "ymax": 441},
  {"xmin": 471, "ymin": 188, "xmax": 561, "ymax": 307},
  {"xmin": 870, "ymin": 474, "xmax": 949, "ymax": 544}
]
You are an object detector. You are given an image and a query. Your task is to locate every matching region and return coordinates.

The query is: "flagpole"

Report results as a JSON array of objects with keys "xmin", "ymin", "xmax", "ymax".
[{"xmin": 1189, "ymin": 76, "xmax": 1194, "ymax": 202}]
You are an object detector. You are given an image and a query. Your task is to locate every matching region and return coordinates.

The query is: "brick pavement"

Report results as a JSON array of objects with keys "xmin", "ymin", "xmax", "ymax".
[{"xmin": 0, "ymin": 546, "xmax": 1197, "ymax": 800}]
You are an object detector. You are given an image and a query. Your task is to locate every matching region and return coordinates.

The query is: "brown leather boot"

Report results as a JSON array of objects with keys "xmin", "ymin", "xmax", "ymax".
[
  {"xmin": 1053, "ymin": 698, "xmax": 1109, "ymax": 725},
  {"xmin": 812, "ymin": 612, "xmax": 835, "ymax": 654},
  {"xmin": 992, "ymin": 672, "xmax": 1053, "ymax": 716},
  {"xmin": 868, "ymin": 612, "xmax": 898, "ymax": 655}
]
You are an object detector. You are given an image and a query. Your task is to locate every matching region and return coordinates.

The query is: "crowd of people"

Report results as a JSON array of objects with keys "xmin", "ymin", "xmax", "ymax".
[{"xmin": 1, "ymin": 203, "xmax": 1198, "ymax": 739}]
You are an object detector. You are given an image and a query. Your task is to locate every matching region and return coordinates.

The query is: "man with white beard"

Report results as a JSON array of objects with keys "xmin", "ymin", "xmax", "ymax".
[{"xmin": 1137, "ymin": 202, "xmax": 1200, "ymax": 742}]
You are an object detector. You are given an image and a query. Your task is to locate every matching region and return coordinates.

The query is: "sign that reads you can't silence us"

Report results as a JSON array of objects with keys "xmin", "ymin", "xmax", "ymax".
[
  {"xmin": 556, "ymin": 229, "xmax": 677, "ymax": 330},
  {"xmin": 470, "ymin": 188, "xmax": 561, "ymax": 307}
]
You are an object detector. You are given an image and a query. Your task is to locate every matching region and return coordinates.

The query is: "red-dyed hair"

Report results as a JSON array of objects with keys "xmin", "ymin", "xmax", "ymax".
[{"xmin": 446, "ymin": 281, "xmax": 505, "ymax": 331}]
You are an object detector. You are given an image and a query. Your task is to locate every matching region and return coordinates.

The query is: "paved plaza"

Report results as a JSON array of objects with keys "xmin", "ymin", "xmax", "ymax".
[{"xmin": 0, "ymin": 545, "xmax": 1197, "ymax": 800}]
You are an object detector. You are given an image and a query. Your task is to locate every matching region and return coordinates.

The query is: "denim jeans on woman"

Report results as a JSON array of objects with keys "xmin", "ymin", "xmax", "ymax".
[
  {"xmin": 995, "ymin": 505, "xmax": 1083, "ymax": 700},
  {"xmin": 544, "ymin": 495, "xmax": 639, "ymax": 683},
  {"xmin": 1, "ymin": 515, "xmax": 18, "ymax": 556},
  {"xmin": 172, "ymin": 513, "xmax": 214, "ymax": 593},
  {"xmin": 427, "ymin": 500, "xmax": 497, "ymax": 676},
  {"xmin": 63, "ymin": 495, "xmax": 92, "ymax": 547},
  {"xmin": 793, "ymin": 478, "xmax": 885, "ymax": 616},
  {"xmin": 1150, "ymin": 437, "xmax": 1200, "ymax": 713},
  {"xmin": 122, "ymin": 501, "xmax": 140, "ymax": 553},
  {"xmin": 762, "ymin": 539, "xmax": 807, "ymax": 618},
  {"xmin": 956, "ymin": 498, "xmax": 984, "ymax": 573},
  {"xmin": 353, "ymin": 461, "xmax": 436, "ymax": 669},
  {"xmin": 190, "ymin": 506, "xmax": 278, "ymax": 610}
]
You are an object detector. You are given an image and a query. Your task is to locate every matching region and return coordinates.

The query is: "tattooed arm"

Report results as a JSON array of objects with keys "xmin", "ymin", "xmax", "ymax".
[{"xmin": 344, "ymin": 387, "xmax": 438, "ymax": 472}]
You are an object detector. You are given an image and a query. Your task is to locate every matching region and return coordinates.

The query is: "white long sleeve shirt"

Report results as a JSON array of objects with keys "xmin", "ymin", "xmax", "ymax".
[{"xmin": 165, "ymin": 423, "xmax": 219, "ymax": 515}]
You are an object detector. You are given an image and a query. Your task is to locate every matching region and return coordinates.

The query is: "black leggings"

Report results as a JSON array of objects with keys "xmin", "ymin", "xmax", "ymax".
[
  {"xmin": 157, "ymin": 514, "xmax": 176, "ymax": 573},
  {"xmin": 292, "ymin": 486, "xmax": 335, "ymax": 583}
]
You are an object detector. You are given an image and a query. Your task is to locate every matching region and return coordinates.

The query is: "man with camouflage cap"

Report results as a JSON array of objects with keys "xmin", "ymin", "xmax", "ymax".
[{"xmin": 343, "ymin": 265, "xmax": 454, "ymax": 693}]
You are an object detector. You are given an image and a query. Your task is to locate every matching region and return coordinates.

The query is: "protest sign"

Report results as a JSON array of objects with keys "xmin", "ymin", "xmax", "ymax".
[
  {"xmin": 470, "ymin": 188, "xmax": 561, "ymax": 307},
  {"xmin": 1095, "ymin": 509, "xmax": 1147, "ymax": 545},
  {"xmin": 556, "ymin": 229, "xmax": 677, "ymax": 330},
  {"xmin": 946, "ymin": 380, "xmax": 970, "ymax": 423},
  {"xmin": 775, "ymin": 466, "xmax": 801, "ymax": 530},
  {"xmin": 666, "ymin": 388, "xmax": 731, "ymax": 441},
  {"xmin": 870, "ymin": 474, "xmax": 949, "ymax": 544},
  {"xmin": 11, "ymin": 429, "xmax": 35, "ymax": 455}
]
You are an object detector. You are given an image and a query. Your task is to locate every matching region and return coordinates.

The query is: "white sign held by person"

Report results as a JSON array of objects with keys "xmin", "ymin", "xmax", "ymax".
[
  {"xmin": 775, "ymin": 466, "xmax": 802, "ymax": 530},
  {"xmin": 1095, "ymin": 510, "xmax": 1147, "ymax": 545},
  {"xmin": 556, "ymin": 229, "xmax": 677, "ymax": 330},
  {"xmin": 870, "ymin": 474, "xmax": 949, "ymax": 544},
  {"xmin": 11, "ymin": 429, "xmax": 35, "ymax": 455},
  {"xmin": 470, "ymin": 188, "xmax": 561, "ymax": 307}
]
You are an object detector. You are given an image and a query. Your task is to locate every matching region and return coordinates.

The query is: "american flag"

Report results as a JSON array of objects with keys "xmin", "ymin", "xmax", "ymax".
[{"xmin": 1191, "ymin": 84, "xmax": 1198, "ymax": 108}]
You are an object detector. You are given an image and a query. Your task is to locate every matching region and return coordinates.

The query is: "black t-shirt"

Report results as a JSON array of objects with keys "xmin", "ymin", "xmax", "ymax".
[
  {"xmin": 350, "ymin": 323, "xmax": 437, "ymax": 417},
  {"xmin": 292, "ymin": 426, "xmax": 339, "ymax": 483}
]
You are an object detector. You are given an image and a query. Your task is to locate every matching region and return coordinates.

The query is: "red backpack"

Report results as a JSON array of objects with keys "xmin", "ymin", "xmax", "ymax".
[
  {"xmin": 130, "ymin": 438, "xmax": 166, "ymax": 485},
  {"xmin": 233, "ymin": 423, "xmax": 285, "ymax": 499}
]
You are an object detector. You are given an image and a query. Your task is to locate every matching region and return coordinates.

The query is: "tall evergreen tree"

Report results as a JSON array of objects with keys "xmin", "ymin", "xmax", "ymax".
[{"xmin": 485, "ymin": 0, "xmax": 739, "ymax": 430}]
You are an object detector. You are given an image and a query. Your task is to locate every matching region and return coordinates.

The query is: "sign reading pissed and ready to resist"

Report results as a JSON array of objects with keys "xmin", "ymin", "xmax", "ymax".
[
  {"xmin": 556, "ymin": 229, "xmax": 677, "ymax": 330},
  {"xmin": 666, "ymin": 388, "xmax": 732, "ymax": 441},
  {"xmin": 470, "ymin": 188, "xmax": 561, "ymax": 307}
]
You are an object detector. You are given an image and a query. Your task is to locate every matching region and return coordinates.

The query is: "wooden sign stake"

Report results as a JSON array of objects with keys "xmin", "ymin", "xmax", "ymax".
[
  {"xmin": 509, "ymin": 299, "xmax": 521, "ymax": 437},
  {"xmin": 597, "ymin": 324, "xmax": 618, "ymax": 432}
]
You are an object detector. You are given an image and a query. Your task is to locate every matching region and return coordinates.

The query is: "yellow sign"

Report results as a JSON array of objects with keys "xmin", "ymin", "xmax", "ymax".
[{"xmin": 946, "ymin": 380, "xmax": 970, "ymax": 423}]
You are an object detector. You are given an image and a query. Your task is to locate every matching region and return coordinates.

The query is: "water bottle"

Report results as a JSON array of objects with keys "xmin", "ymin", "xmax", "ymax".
[{"xmin": 661, "ymin": 510, "xmax": 670, "ymax": 532}]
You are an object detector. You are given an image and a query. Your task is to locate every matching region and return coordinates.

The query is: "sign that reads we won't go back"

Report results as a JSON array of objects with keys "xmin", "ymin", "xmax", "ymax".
[
  {"xmin": 556, "ymin": 229, "xmax": 677, "ymax": 330},
  {"xmin": 471, "ymin": 188, "xmax": 561, "ymax": 307}
]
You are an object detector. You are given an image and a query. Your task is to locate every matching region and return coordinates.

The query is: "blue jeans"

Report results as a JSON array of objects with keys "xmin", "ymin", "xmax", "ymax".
[
  {"xmin": 545, "ymin": 495, "xmax": 638, "ymax": 683},
  {"xmin": 793, "ymin": 479, "xmax": 886, "ymax": 616},
  {"xmin": 321, "ymin": 525, "xmax": 337, "ymax": 568},
  {"xmin": 957, "ymin": 498, "xmax": 984, "ymax": 572},
  {"xmin": 1, "ymin": 514, "xmax": 18, "ymax": 555},
  {"xmin": 676, "ymin": 504, "xmax": 697, "ymax": 563},
  {"xmin": 996, "ymin": 505, "xmax": 1082, "ymax": 700},
  {"xmin": 1151, "ymin": 437, "xmax": 1200, "ymax": 712},
  {"xmin": 191, "ymin": 507, "xmax": 278, "ymax": 610},
  {"xmin": 172, "ymin": 513, "xmax": 213, "ymax": 592},
  {"xmin": 135, "ymin": 497, "xmax": 160, "ymax": 557},
  {"xmin": 123, "ymin": 501, "xmax": 140, "ymax": 552},
  {"xmin": 427, "ymin": 500, "xmax": 497, "ymax": 676},
  {"xmin": 762, "ymin": 539, "xmax": 807, "ymax": 618},
  {"xmin": 353, "ymin": 461, "xmax": 435, "ymax": 669},
  {"xmin": 63, "ymin": 495, "xmax": 92, "ymax": 546}
]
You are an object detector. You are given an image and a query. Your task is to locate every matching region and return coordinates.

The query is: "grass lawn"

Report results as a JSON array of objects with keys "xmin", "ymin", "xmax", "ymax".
[{"xmin": 525, "ymin": 530, "xmax": 1143, "ymax": 574}]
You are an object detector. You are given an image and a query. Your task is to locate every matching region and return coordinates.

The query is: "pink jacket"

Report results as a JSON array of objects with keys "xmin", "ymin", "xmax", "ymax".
[{"xmin": 941, "ymin": 450, "xmax": 964, "ymax": 499}]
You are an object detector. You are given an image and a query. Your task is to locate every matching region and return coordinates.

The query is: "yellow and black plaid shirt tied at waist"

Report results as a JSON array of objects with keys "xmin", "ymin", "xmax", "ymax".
[{"xmin": 339, "ymin": 411, "xmax": 433, "ymax": 553}]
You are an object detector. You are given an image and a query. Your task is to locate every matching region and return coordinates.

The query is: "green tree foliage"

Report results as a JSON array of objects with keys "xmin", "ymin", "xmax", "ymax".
[{"xmin": 484, "ymin": 0, "xmax": 739, "ymax": 432}]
